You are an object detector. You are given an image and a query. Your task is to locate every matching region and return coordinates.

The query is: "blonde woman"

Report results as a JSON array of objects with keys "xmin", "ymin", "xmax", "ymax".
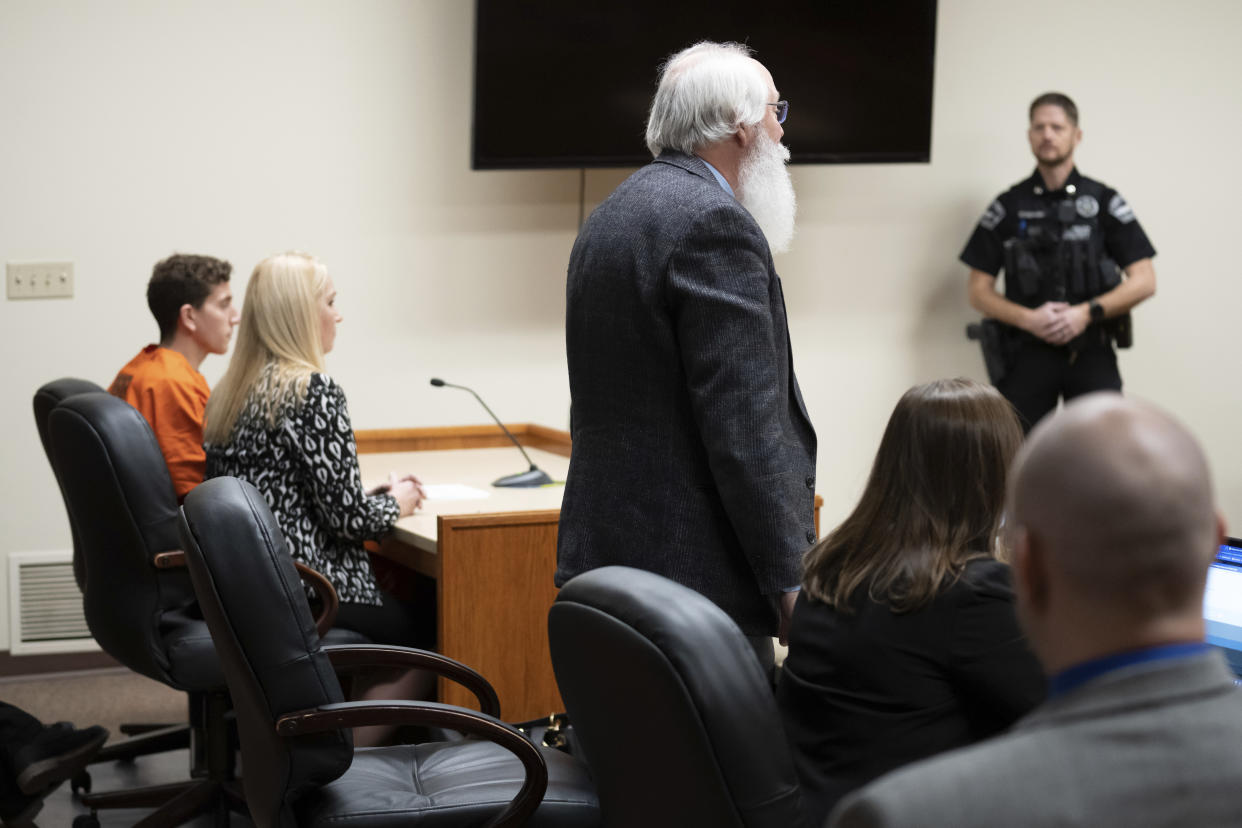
[{"xmin": 204, "ymin": 253, "xmax": 430, "ymax": 738}]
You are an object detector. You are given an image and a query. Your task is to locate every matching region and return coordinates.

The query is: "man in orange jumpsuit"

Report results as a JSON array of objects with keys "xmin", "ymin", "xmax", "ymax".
[{"xmin": 110, "ymin": 254, "xmax": 239, "ymax": 501}]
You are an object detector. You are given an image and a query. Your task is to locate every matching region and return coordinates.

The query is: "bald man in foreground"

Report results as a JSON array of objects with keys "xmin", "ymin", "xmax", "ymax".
[{"xmin": 830, "ymin": 393, "xmax": 1240, "ymax": 828}]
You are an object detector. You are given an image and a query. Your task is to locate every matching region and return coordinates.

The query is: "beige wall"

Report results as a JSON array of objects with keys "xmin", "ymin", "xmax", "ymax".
[{"xmin": 1, "ymin": 0, "xmax": 1237, "ymax": 649}]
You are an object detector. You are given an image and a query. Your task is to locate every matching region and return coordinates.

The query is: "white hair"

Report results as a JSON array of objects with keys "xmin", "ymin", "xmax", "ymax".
[{"xmin": 644, "ymin": 41, "xmax": 769, "ymax": 157}]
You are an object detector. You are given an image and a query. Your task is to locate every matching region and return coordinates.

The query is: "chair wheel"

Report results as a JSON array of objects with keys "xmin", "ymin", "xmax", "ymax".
[
  {"xmin": 71, "ymin": 769, "xmax": 92, "ymax": 794},
  {"xmin": 73, "ymin": 814, "xmax": 101, "ymax": 828}
]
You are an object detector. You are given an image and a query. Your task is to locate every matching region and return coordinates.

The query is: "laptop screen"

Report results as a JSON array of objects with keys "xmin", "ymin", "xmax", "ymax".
[{"xmin": 1204, "ymin": 537, "xmax": 1242, "ymax": 678}]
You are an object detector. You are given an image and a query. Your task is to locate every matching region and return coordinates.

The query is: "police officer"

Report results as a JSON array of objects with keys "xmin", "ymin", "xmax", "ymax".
[{"xmin": 962, "ymin": 92, "xmax": 1156, "ymax": 432}]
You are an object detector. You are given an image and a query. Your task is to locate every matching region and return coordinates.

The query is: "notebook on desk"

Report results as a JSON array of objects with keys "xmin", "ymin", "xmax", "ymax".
[{"xmin": 1204, "ymin": 536, "xmax": 1242, "ymax": 680}]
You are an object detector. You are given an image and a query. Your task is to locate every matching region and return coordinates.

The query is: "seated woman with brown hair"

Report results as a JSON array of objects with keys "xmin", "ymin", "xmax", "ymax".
[
  {"xmin": 777, "ymin": 378, "xmax": 1045, "ymax": 825},
  {"xmin": 204, "ymin": 251, "xmax": 431, "ymax": 742}
]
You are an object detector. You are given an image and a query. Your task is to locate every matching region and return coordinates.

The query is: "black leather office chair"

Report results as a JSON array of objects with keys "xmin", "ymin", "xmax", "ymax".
[
  {"xmin": 33, "ymin": 377, "xmax": 104, "ymax": 590},
  {"xmin": 35, "ymin": 378, "xmax": 196, "ymax": 781},
  {"xmin": 179, "ymin": 476, "xmax": 601, "ymax": 828},
  {"xmin": 48, "ymin": 391, "xmax": 246, "ymax": 827},
  {"xmin": 549, "ymin": 566, "xmax": 807, "ymax": 828},
  {"xmin": 48, "ymin": 391, "xmax": 368, "ymax": 826}
]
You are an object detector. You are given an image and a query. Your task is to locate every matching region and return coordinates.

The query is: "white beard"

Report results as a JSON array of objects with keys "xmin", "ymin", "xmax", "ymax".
[{"xmin": 736, "ymin": 133, "xmax": 797, "ymax": 254}]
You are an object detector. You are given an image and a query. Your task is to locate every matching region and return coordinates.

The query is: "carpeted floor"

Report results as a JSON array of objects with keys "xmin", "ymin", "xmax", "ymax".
[
  {"xmin": 0, "ymin": 667, "xmax": 186, "ymax": 744},
  {"xmin": 0, "ymin": 669, "xmax": 246, "ymax": 825}
]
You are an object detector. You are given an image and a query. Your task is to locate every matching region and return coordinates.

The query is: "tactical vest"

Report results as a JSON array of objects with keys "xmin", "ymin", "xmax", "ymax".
[{"xmin": 1002, "ymin": 178, "xmax": 1121, "ymax": 309}]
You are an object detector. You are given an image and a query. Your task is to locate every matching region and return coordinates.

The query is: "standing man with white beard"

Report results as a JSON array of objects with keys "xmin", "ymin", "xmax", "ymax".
[{"xmin": 556, "ymin": 41, "xmax": 817, "ymax": 669}]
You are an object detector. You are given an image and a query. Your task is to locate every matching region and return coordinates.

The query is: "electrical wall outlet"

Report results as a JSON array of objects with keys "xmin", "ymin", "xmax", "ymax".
[{"xmin": 6, "ymin": 262, "xmax": 74, "ymax": 299}]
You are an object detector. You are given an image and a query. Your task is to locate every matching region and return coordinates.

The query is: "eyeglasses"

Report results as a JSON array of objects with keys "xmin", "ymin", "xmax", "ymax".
[{"xmin": 767, "ymin": 100, "xmax": 788, "ymax": 124}]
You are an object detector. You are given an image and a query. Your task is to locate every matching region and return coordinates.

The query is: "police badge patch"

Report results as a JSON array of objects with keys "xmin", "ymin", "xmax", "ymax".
[
  {"xmin": 979, "ymin": 199, "xmax": 1005, "ymax": 231},
  {"xmin": 1109, "ymin": 193, "xmax": 1136, "ymax": 223},
  {"xmin": 1075, "ymin": 194, "xmax": 1099, "ymax": 218}
]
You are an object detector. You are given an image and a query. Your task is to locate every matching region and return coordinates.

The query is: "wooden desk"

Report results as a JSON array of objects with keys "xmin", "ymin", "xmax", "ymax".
[
  {"xmin": 356, "ymin": 423, "xmax": 822, "ymax": 722},
  {"xmin": 357, "ymin": 425, "xmax": 571, "ymax": 721}
]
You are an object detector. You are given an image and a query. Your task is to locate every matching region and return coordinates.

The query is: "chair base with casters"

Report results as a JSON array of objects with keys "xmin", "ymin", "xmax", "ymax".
[
  {"xmin": 69, "ymin": 724, "xmax": 191, "ymax": 796},
  {"xmin": 72, "ymin": 689, "xmax": 245, "ymax": 828},
  {"xmin": 180, "ymin": 476, "xmax": 600, "ymax": 828}
]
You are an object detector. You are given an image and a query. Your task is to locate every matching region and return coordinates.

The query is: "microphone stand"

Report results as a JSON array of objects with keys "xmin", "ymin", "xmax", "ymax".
[{"xmin": 430, "ymin": 378, "xmax": 554, "ymax": 488}]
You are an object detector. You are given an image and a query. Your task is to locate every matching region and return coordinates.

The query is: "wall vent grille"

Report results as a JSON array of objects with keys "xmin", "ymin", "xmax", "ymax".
[{"xmin": 7, "ymin": 550, "xmax": 96, "ymax": 655}]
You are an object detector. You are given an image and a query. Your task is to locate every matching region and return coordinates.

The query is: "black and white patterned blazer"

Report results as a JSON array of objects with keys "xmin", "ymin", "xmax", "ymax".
[{"xmin": 205, "ymin": 370, "xmax": 397, "ymax": 605}]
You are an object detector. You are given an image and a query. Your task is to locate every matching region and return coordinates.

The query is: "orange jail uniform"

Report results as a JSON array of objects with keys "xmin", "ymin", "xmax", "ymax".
[{"xmin": 109, "ymin": 345, "xmax": 209, "ymax": 501}]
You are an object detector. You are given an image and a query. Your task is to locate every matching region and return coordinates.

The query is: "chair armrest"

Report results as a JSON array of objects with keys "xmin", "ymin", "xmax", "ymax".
[
  {"xmin": 155, "ymin": 550, "xmax": 339, "ymax": 638},
  {"xmin": 275, "ymin": 700, "xmax": 546, "ymax": 828},
  {"xmin": 290, "ymin": 562, "xmax": 339, "ymax": 638},
  {"xmin": 153, "ymin": 550, "xmax": 187, "ymax": 569},
  {"xmin": 322, "ymin": 644, "xmax": 501, "ymax": 717}
]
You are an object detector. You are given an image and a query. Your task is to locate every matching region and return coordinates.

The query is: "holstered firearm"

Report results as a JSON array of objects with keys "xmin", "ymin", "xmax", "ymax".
[
  {"xmin": 1097, "ymin": 256, "xmax": 1134, "ymax": 348},
  {"xmin": 965, "ymin": 319, "xmax": 1012, "ymax": 385},
  {"xmin": 1108, "ymin": 313, "xmax": 1134, "ymax": 348}
]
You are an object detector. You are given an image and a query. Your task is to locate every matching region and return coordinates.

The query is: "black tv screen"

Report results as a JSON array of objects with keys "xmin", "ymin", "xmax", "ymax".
[{"xmin": 473, "ymin": 1, "xmax": 938, "ymax": 169}]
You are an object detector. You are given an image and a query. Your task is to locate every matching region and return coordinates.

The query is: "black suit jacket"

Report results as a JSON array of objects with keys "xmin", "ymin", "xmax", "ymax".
[
  {"xmin": 777, "ymin": 559, "xmax": 1045, "ymax": 824},
  {"xmin": 556, "ymin": 151, "xmax": 817, "ymax": 636}
]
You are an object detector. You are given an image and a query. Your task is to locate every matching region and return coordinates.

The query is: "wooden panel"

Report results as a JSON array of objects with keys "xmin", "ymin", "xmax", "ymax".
[
  {"xmin": 521, "ymin": 424, "xmax": 572, "ymax": 458},
  {"xmin": 0, "ymin": 649, "xmax": 119, "ymax": 677},
  {"xmin": 360, "ymin": 428, "xmax": 820, "ymax": 724},
  {"xmin": 372, "ymin": 536, "xmax": 440, "ymax": 578},
  {"xmin": 355, "ymin": 424, "xmax": 571, "ymax": 456},
  {"xmin": 436, "ymin": 512, "xmax": 563, "ymax": 721}
]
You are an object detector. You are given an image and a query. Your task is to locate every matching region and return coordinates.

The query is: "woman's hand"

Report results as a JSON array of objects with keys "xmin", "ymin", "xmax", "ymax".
[{"xmin": 386, "ymin": 472, "xmax": 425, "ymax": 518}]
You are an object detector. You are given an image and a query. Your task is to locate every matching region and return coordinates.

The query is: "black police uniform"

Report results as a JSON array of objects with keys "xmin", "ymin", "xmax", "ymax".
[{"xmin": 961, "ymin": 167, "xmax": 1156, "ymax": 431}]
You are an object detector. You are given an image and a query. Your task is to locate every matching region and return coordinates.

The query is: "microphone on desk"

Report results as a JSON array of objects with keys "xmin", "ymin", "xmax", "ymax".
[{"xmin": 429, "ymin": 378, "xmax": 554, "ymax": 488}]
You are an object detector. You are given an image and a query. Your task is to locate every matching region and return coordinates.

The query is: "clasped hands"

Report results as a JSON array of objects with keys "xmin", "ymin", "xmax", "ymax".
[
  {"xmin": 1024, "ymin": 301, "xmax": 1090, "ymax": 346},
  {"xmin": 367, "ymin": 472, "xmax": 426, "ymax": 517}
]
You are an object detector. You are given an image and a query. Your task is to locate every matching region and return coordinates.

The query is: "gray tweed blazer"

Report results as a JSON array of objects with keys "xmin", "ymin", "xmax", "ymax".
[
  {"xmin": 830, "ymin": 650, "xmax": 1242, "ymax": 827},
  {"xmin": 555, "ymin": 151, "xmax": 817, "ymax": 636}
]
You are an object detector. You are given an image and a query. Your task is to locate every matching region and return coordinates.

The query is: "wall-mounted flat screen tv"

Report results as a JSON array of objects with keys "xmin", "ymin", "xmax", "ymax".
[{"xmin": 473, "ymin": 1, "xmax": 938, "ymax": 169}]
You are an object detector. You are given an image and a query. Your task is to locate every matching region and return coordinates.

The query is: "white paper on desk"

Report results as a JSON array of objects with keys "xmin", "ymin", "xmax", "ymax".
[{"xmin": 423, "ymin": 483, "xmax": 490, "ymax": 501}]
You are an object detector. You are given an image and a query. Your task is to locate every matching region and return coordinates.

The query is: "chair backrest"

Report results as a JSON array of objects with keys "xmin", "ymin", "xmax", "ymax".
[
  {"xmin": 549, "ymin": 566, "xmax": 806, "ymax": 828},
  {"xmin": 47, "ymin": 392, "xmax": 195, "ymax": 683},
  {"xmin": 33, "ymin": 377, "xmax": 105, "ymax": 589},
  {"xmin": 180, "ymin": 477, "xmax": 352, "ymax": 828}
]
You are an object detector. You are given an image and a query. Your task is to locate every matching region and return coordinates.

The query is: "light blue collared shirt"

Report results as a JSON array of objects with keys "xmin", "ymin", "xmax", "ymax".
[{"xmin": 697, "ymin": 157, "xmax": 735, "ymax": 198}]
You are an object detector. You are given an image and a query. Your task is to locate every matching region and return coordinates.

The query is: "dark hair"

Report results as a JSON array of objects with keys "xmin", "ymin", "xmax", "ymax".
[
  {"xmin": 146, "ymin": 254, "xmax": 232, "ymax": 342},
  {"xmin": 802, "ymin": 378, "xmax": 1023, "ymax": 613},
  {"xmin": 1029, "ymin": 92, "xmax": 1078, "ymax": 125}
]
